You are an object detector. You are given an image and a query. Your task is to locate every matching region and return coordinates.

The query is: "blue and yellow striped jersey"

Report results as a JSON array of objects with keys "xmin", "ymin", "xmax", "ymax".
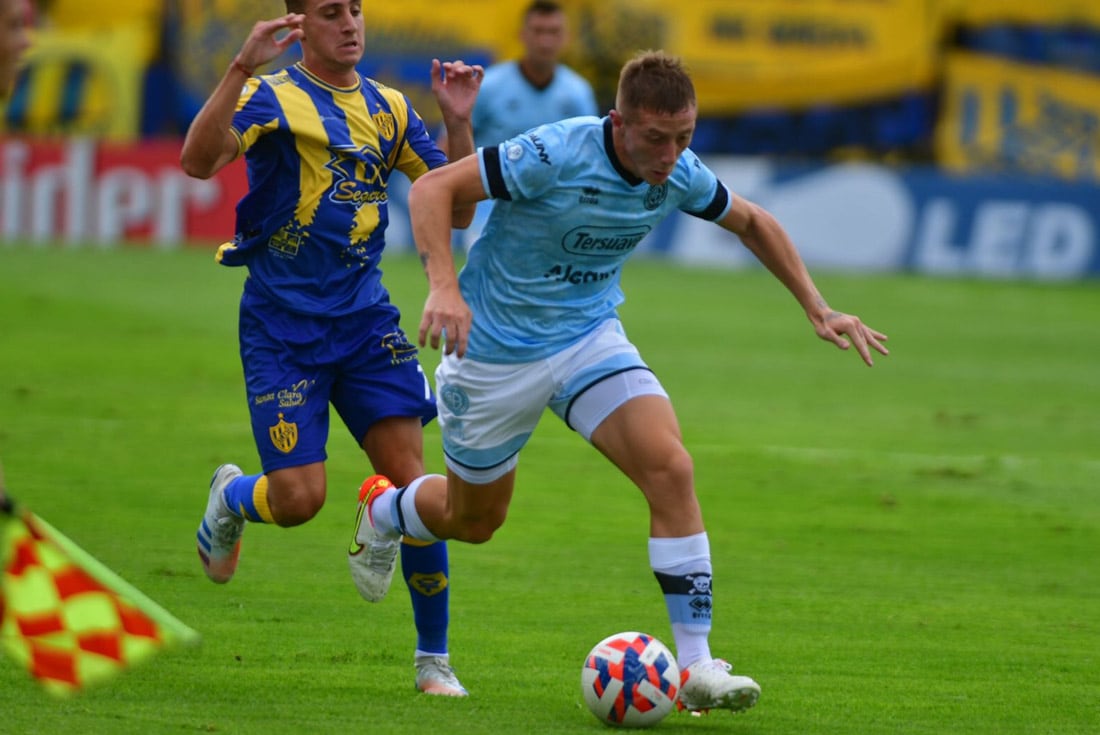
[{"xmin": 218, "ymin": 63, "xmax": 447, "ymax": 315}]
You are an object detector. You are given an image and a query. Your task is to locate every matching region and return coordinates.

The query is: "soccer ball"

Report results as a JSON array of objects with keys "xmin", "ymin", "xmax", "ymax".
[{"xmin": 580, "ymin": 631, "xmax": 680, "ymax": 728}]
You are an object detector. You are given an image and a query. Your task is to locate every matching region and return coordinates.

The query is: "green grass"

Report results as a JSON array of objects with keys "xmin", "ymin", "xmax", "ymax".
[{"xmin": 0, "ymin": 246, "xmax": 1097, "ymax": 734}]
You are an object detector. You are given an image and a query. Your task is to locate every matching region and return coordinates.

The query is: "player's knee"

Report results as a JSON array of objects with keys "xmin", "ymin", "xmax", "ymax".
[
  {"xmin": 638, "ymin": 448, "xmax": 697, "ymax": 509},
  {"xmin": 665, "ymin": 449, "xmax": 695, "ymax": 489},
  {"xmin": 648, "ymin": 447, "xmax": 694, "ymax": 492},
  {"xmin": 269, "ymin": 479, "xmax": 326, "ymax": 527},
  {"xmin": 454, "ymin": 510, "xmax": 506, "ymax": 544}
]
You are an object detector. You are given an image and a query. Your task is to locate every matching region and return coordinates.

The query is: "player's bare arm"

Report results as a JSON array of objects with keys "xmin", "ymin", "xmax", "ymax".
[
  {"xmin": 180, "ymin": 14, "xmax": 305, "ymax": 179},
  {"xmin": 410, "ymin": 156, "xmax": 486, "ymax": 357},
  {"xmin": 719, "ymin": 194, "xmax": 889, "ymax": 366}
]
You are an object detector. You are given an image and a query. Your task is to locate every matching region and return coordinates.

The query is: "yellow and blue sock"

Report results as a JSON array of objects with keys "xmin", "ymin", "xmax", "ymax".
[{"xmin": 222, "ymin": 473, "xmax": 276, "ymax": 523}]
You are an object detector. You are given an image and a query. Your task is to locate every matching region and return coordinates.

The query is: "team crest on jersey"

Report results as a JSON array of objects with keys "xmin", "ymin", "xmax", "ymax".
[
  {"xmin": 372, "ymin": 111, "xmax": 395, "ymax": 140},
  {"xmin": 269, "ymin": 413, "xmax": 298, "ymax": 454},
  {"xmin": 644, "ymin": 183, "xmax": 668, "ymax": 210}
]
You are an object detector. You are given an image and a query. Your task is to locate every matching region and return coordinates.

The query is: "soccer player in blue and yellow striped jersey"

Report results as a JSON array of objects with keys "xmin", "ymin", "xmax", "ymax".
[{"xmin": 180, "ymin": 0, "xmax": 482, "ymax": 696}]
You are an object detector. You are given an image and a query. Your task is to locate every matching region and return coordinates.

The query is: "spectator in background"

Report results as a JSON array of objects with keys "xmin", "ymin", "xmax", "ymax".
[
  {"xmin": 0, "ymin": 0, "xmax": 30, "ymax": 98},
  {"xmin": 441, "ymin": 0, "xmax": 598, "ymax": 248}
]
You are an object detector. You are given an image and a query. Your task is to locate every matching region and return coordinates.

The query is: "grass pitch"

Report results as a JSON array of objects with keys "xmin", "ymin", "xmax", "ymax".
[{"xmin": 0, "ymin": 245, "xmax": 1097, "ymax": 734}]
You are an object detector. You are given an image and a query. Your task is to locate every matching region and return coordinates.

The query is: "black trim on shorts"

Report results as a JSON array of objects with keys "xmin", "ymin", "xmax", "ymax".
[
  {"xmin": 563, "ymin": 367, "xmax": 658, "ymax": 433},
  {"xmin": 443, "ymin": 449, "xmax": 520, "ymax": 473}
]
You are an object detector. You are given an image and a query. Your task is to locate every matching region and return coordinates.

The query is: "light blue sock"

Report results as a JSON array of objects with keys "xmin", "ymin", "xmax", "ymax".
[{"xmin": 650, "ymin": 532, "xmax": 713, "ymax": 668}]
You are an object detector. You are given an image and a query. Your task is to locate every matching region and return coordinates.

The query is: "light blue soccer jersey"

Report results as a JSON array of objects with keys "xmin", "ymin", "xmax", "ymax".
[
  {"xmin": 471, "ymin": 61, "xmax": 599, "ymax": 148},
  {"xmin": 220, "ymin": 63, "xmax": 447, "ymax": 316},
  {"xmin": 462, "ymin": 117, "xmax": 731, "ymax": 363}
]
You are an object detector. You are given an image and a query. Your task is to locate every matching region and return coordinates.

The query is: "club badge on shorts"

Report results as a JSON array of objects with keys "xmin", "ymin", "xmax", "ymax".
[{"xmin": 269, "ymin": 412, "xmax": 298, "ymax": 454}]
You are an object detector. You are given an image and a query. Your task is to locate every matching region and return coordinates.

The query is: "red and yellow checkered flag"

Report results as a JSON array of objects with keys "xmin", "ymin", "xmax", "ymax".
[{"xmin": 0, "ymin": 504, "xmax": 201, "ymax": 697}]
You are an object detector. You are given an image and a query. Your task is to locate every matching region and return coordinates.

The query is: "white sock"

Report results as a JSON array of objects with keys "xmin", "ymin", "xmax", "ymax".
[
  {"xmin": 415, "ymin": 649, "xmax": 448, "ymax": 661},
  {"xmin": 366, "ymin": 488, "xmax": 399, "ymax": 537},
  {"xmin": 649, "ymin": 532, "xmax": 713, "ymax": 669},
  {"xmin": 389, "ymin": 474, "xmax": 443, "ymax": 543}
]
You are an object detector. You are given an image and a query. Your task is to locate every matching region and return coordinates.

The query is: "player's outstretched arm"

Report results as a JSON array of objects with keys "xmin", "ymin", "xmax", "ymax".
[{"xmin": 718, "ymin": 195, "xmax": 889, "ymax": 366}]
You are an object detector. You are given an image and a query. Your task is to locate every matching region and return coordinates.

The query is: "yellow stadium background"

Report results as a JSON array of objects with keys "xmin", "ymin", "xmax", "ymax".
[{"xmin": 4, "ymin": 0, "xmax": 1100, "ymax": 180}]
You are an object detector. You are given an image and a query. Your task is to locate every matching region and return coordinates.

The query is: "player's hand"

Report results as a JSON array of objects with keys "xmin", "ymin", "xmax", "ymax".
[
  {"xmin": 235, "ymin": 14, "xmax": 305, "ymax": 72},
  {"xmin": 813, "ymin": 310, "xmax": 889, "ymax": 366},
  {"xmin": 419, "ymin": 286, "xmax": 473, "ymax": 358},
  {"xmin": 431, "ymin": 58, "xmax": 483, "ymax": 122}
]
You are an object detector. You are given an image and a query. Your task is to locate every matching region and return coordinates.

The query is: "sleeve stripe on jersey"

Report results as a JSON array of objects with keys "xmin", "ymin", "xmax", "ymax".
[
  {"xmin": 683, "ymin": 180, "xmax": 730, "ymax": 221},
  {"xmin": 481, "ymin": 145, "xmax": 512, "ymax": 201}
]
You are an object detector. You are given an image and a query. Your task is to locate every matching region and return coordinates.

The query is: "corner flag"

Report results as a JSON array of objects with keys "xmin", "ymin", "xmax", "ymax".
[{"xmin": 0, "ymin": 498, "xmax": 201, "ymax": 697}]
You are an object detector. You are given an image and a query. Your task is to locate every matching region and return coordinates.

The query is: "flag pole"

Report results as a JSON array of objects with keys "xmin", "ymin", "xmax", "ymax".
[{"xmin": 22, "ymin": 511, "xmax": 202, "ymax": 645}]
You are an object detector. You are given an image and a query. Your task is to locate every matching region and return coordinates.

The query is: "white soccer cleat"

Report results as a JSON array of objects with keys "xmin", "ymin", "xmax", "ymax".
[
  {"xmin": 678, "ymin": 658, "xmax": 760, "ymax": 713},
  {"xmin": 196, "ymin": 464, "xmax": 245, "ymax": 584},
  {"xmin": 415, "ymin": 655, "xmax": 469, "ymax": 697},
  {"xmin": 347, "ymin": 475, "xmax": 400, "ymax": 602}
]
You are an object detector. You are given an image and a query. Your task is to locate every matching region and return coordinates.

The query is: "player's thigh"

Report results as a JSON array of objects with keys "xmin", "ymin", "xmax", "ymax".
[
  {"xmin": 590, "ymin": 394, "xmax": 688, "ymax": 483},
  {"xmin": 592, "ymin": 396, "xmax": 701, "ymax": 535},
  {"xmin": 548, "ymin": 318, "xmax": 668, "ymax": 441},
  {"xmin": 330, "ymin": 310, "xmax": 435, "ymax": 454},
  {"xmin": 446, "ymin": 466, "xmax": 516, "ymax": 530},
  {"xmin": 239, "ymin": 302, "xmax": 333, "ymax": 473},
  {"xmin": 361, "ymin": 416, "xmax": 426, "ymax": 485}
]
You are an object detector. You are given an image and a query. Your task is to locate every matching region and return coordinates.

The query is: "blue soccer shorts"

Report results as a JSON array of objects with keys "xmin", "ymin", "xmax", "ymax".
[{"xmin": 238, "ymin": 290, "xmax": 435, "ymax": 474}]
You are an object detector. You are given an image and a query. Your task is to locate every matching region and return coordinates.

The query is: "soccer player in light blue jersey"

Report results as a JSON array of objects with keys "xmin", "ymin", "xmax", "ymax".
[
  {"xmin": 469, "ymin": 0, "xmax": 597, "ymax": 150},
  {"xmin": 354, "ymin": 50, "xmax": 889, "ymax": 714},
  {"xmin": 442, "ymin": 0, "xmax": 598, "ymax": 250},
  {"xmin": 180, "ymin": 0, "xmax": 482, "ymax": 697}
]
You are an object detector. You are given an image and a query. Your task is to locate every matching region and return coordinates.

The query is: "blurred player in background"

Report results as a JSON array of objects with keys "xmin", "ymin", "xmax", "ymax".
[
  {"xmin": 179, "ymin": 0, "xmax": 481, "ymax": 697},
  {"xmin": 468, "ymin": 0, "xmax": 597, "ymax": 150},
  {"xmin": 355, "ymin": 49, "xmax": 889, "ymax": 715},
  {"xmin": 441, "ymin": 0, "xmax": 597, "ymax": 249}
]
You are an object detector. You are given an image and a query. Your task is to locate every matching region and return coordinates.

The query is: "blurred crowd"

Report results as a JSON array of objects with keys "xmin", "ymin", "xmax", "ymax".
[{"xmin": 5, "ymin": 0, "xmax": 1100, "ymax": 171}]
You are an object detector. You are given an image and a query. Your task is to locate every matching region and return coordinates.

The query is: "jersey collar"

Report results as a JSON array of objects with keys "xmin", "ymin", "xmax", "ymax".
[{"xmin": 603, "ymin": 117, "xmax": 643, "ymax": 187}]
